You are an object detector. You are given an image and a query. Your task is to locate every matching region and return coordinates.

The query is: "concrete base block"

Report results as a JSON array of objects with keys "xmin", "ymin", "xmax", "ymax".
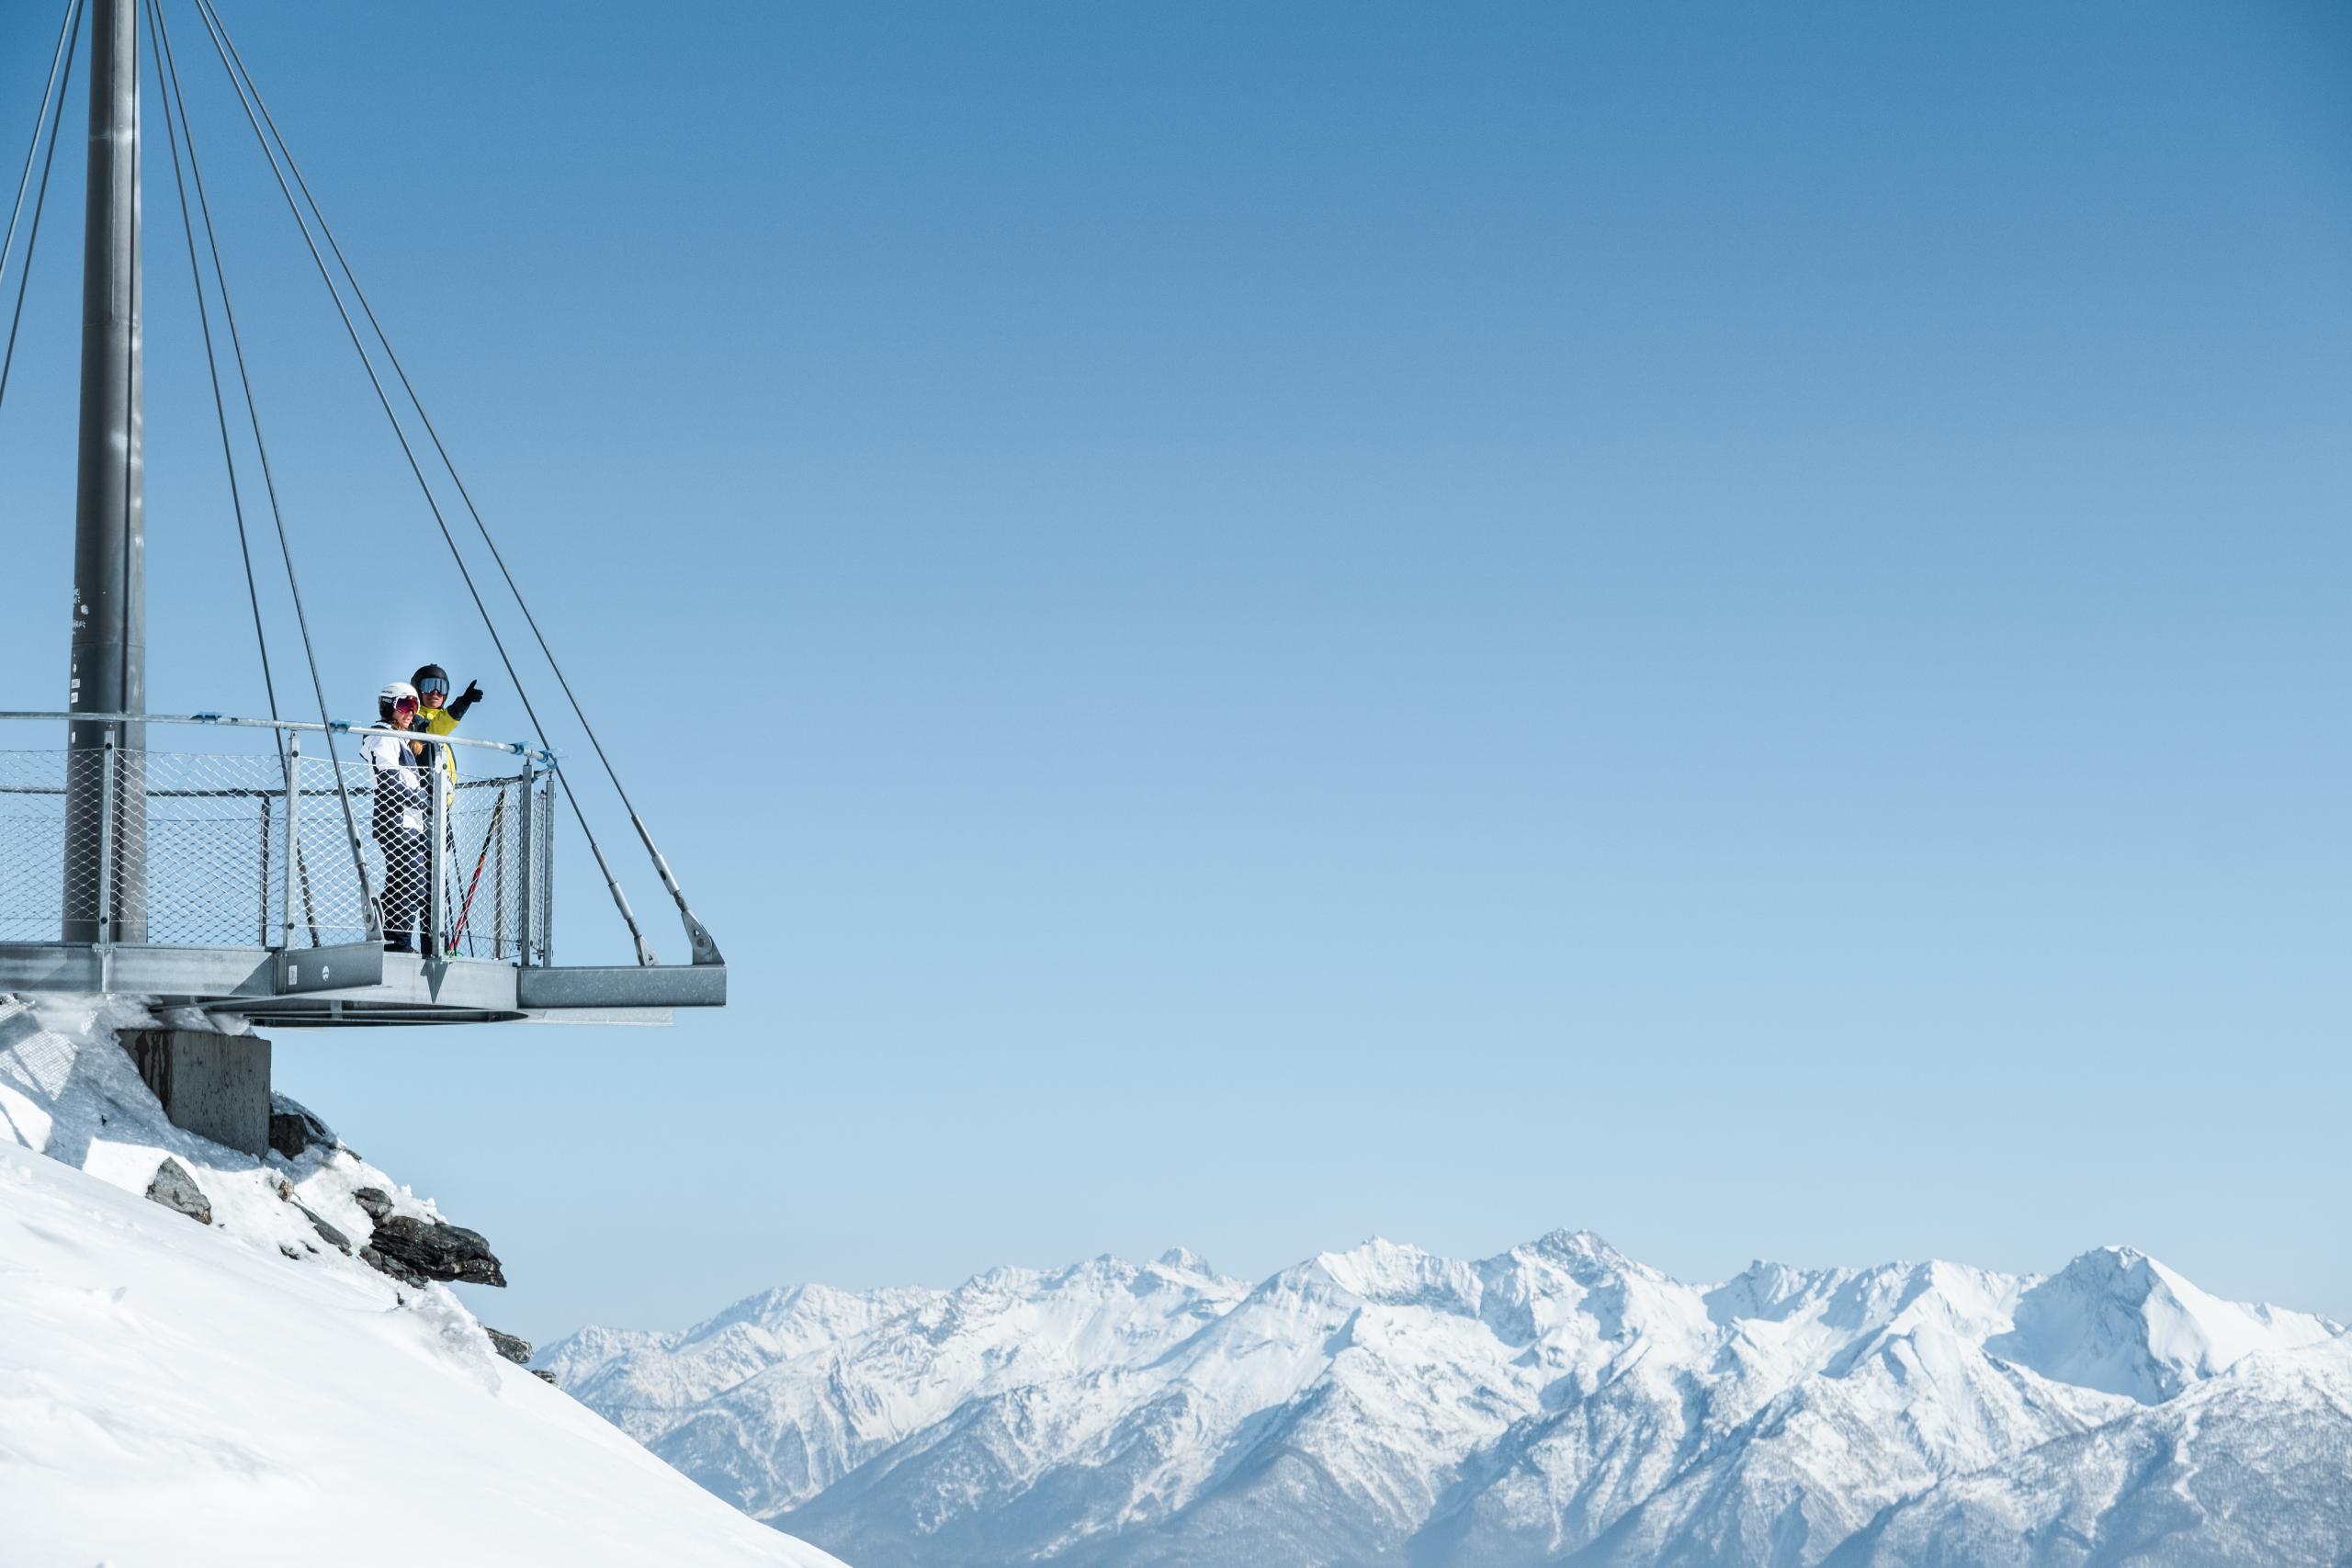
[{"xmin": 121, "ymin": 1028, "xmax": 273, "ymax": 1158}]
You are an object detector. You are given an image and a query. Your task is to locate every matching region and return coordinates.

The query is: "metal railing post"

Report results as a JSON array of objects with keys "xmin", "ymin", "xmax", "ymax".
[
  {"xmin": 493, "ymin": 775, "xmax": 509, "ymax": 961},
  {"xmin": 514, "ymin": 757, "xmax": 535, "ymax": 965},
  {"xmin": 538, "ymin": 767, "xmax": 556, "ymax": 966},
  {"xmin": 282, "ymin": 735, "xmax": 301, "ymax": 951},
  {"xmin": 257, "ymin": 788, "xmax": 272, "ymax": 946},
  {"xmin": 95, "ymin": 735, "xmax": 118, "ymax": 949},
  {"xmin": 427, "ymin": 737, "xmax": 448, "ymax": 960}
]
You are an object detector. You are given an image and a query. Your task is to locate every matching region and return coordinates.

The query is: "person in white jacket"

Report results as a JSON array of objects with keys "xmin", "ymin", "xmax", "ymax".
[{"xmin": 362, "ymin": 682, "xmax": 432, "ymax": 954}]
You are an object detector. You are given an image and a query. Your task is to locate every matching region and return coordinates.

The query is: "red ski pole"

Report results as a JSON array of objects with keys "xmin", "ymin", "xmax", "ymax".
[{"xmin": 447, "ymin": 789, "xmax": 506, "ymax": 953}]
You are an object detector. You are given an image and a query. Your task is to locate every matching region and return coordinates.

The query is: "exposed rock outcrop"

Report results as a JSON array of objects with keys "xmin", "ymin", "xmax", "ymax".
[
  {"xmin": 485, "ymin": 1327, "xmax": 533, "ymax": 1364},
  {"xmin": 359, "ymin": 1244, "xmax": 427, "ymax": 1288},
  {"xmin": 142, "ymin": 1157, "xmax": 211, "ymax": 1225},
  {"xmin": 350, "ymin": 1185, "xmax": 505, "ymax": 1287},
  {"xmin": 357, "ymin": 1203, "xmax": 507, "ymax": 1289},
  {"xmin": 267, "ymin": 1094, "xmax": 341, "ymax": 1161}
]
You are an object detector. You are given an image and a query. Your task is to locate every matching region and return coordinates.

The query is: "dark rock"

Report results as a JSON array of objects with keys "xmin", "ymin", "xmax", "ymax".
[
  {"xmin": 267, "ymin": 1094, "xmax": 338, "ymax": 1161},
  {"xmin": 484, "ymin": 1327, "xmax": 533, "ymax": 1364},
  {"xmin": 278, "ymin": 1242, "xmax": 304, "ymax": 1260},
  {"xmin": 363, "ymin": 1214, "xmax": 507, "ymax": 1289},
  {"xmin": 348, "ymin": 1187, "xmax": 507, "ymax": 1291},
  {"xmin": 296, "ymin": 1202, "xmax": 352, "ymax": 1256},
  {"xmin": 143, "ymin": 1157, "xmax": 211, "ymax": 1225},
  {"xmin": 530, "ymin": 1369, "xmax": 557, "ymax": 1385},
  {"xmin": 360, "ymin": 1246, "xmax": 427, "ymax": 1289}
]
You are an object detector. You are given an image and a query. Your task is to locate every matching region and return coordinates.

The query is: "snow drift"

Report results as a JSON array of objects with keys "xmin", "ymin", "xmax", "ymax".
[{"xmin": 0, "ymin": 994, "xmax": 847, "ymax": 1567}]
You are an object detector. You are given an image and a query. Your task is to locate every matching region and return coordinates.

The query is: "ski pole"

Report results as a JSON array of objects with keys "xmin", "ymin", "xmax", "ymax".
[{"xmin": 448, "ymin": 786, "xmax": 506, "ymax": 951}]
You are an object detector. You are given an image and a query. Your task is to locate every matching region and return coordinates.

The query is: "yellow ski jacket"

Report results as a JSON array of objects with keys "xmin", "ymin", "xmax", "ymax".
[{"xmin": 416, "ymin": 685, "xmax": 480, "ymax": 810}]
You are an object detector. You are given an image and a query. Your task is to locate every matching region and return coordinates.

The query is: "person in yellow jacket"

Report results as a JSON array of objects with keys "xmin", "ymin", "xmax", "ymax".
[{"xmin": 410, "ymin": 663, "xmax": 483, "ymax": 810}]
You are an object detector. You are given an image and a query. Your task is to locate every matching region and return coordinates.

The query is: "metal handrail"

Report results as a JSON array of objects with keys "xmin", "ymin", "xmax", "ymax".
[
  {"xmin": 0, "ymin": 775, "xmax": 513, "ymax": 798},
  {"xmin": 0, "ymin": 710, "xmax": 557, "ymax": 763}
]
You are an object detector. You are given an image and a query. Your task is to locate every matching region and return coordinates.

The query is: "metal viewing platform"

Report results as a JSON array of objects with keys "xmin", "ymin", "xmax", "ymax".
[{"xmin": 0, "ymin": 712, "xmax": 725, "ymax": 1026}]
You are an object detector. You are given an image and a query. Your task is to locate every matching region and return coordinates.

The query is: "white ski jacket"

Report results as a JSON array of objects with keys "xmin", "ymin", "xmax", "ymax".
[{"xmin": 361, "ymin": 731, "xmax": 428, "ymax": 838}]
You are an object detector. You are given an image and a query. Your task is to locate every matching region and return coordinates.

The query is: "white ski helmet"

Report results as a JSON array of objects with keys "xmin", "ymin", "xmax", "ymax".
[{"xmin": 378, "ymin": 681, "xmax": 419, "ymax": 721}]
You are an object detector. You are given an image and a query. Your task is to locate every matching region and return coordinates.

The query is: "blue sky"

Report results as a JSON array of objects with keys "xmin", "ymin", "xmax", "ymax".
[{"xmin": 0, "ymin": 1, "xmax": 2347, "ymax": 1343}]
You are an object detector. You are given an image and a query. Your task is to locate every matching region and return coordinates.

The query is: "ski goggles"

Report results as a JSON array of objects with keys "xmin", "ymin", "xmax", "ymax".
[
  {"xmin": 417, "ymin": 677, "xmax": 451, "ymax": 702},
  {"xmin": 392, "ymin": 694, "xmax": 419, "ymax": 716}
]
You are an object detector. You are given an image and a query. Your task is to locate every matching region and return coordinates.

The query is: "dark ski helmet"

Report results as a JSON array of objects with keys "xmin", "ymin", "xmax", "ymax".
[{"xmin": 411, "ymin": 663, "xmax": 451, "ymax": 705}]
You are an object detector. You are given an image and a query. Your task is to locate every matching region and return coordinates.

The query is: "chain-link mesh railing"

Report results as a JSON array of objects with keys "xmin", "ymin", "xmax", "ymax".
[
  {"xmin": 0, "ymin": 749, "xmax": 70, "ymax": 944},
  {"xmin": 433, "ymin": 769, "xmax": 545, "ymax": 962},
  {"xmin": 0, "ymin": 715, "xmax": 552, "ymax": 961}
]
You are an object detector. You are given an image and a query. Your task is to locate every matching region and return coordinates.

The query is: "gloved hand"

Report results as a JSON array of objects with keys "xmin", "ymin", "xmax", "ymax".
[{"xmin": 461, "ymin": 680, "xmax": 484, "ymax": 705}]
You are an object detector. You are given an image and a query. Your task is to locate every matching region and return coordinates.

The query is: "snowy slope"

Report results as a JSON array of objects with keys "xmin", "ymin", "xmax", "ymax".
[
  {"xmin": 0, "ymin": 995, "xmax": 848, "ymax": 1567},
  {"xmin": 543, "ymin": 1233, "xmax": 2348, "ymax": 1568}
]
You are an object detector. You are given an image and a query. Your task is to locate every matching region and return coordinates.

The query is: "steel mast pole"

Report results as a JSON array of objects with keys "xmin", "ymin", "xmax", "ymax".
[{"xmin": 63, "ymin": 0, "xmax": 146, "ymax": 944}]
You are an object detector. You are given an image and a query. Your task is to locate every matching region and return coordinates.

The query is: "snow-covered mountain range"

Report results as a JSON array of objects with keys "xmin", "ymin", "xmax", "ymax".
[{"xmin": 542, "ymin": 1234, "xmax": 2352, "ymax": 1567}]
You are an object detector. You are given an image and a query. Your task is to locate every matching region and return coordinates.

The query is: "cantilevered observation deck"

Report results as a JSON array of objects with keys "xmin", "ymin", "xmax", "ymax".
[{"xmin": 0, "ymin": 712, "xmax": 725, "ymax": 1025}]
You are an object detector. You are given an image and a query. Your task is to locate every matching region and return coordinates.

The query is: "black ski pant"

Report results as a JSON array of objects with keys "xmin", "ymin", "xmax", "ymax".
[{"xmin": 378, "ymin": 830, "xmax": 429, "ymax": 953}]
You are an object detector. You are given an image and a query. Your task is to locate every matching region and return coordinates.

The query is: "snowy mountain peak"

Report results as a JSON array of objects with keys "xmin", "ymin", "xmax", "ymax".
[
  {"xmin": 1300, "ymin": 1236, "xmax": 1486, "ymax": 1314},
  {"xmin": 1704, "ymin": 1257, "xmax": 1845, "ymax": 1326},
  {"xmin": 1157, "ymin": 1245, "xmax": 1216, "ymax": 1274},
  {"xmin": 959, "ymin": 1261, "xmax": 1046, "ymax": 1297},
  {"xmin": 1989, "ymin": 1245, "xmax": 2342, "ymax": 1404},
  {"xmin": 1526, "ymin": 1224, "xmax": 1633, "ymax": 1271}
]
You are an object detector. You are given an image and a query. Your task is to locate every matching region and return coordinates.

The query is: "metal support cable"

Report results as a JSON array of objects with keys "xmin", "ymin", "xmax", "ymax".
[
  {"xmin": 0, "ymin": 0, "xmax": 83, "ymax": 416},
  {"xmin": 147, "ymin": 0, "xmax": 376, "ymax": 924},
  {"xmin": 194, "ymin": 0, "xmax": 722, "ymax": 968},
  {"xmin": 143, "ymin": 0, "xmax": 277, "ymax": 728},
  {"xmin": 184, "ymin": 0, "xmax": 660, "ymax": 965},
  {"xmin": 0, "ymin": 0, "xmax": 79, "ymax": 299}
]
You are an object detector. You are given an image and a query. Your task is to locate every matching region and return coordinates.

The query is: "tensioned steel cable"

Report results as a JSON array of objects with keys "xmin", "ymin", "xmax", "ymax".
[
  {"xmin": 0, "ymin": 0, "xmax": 79, "ymax": 303},
  {"xmin": 180, "ymin": 0, "xmax": 661, "ymax": 964},
  {"xmin": 148, "ymin": 0, "xmax": 376, "ymax": 923},
  {"xmin": 0, "ymin": 0, "xmax": 84, "ymax": 417},
  {"xmin": 195, "ymin": 0, "xmax": 722, "ymax": 966},
  {"xmin": 144, "ymin": 0, "xmax": 277, "ymax": 723}
]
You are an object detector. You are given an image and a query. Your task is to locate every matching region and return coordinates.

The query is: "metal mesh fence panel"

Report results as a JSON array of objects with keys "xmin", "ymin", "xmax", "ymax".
[
  {"xmin": 437, "ymin": 769, "xmax": 535, "ymax": 961},
  {"xmin": 137, "ymin": 748, "xmax": 301, "ymax": 945},
  {"xmin": 0, "ymin": 750, "xmax": 69, "ymax": 943},
  {"xmin": 293, "ymin": 750, "xmax": 378, "ymax": 949},
  {"xmin": 0, "ymin": 729, "xmax": 547, "ymax": 957}
]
